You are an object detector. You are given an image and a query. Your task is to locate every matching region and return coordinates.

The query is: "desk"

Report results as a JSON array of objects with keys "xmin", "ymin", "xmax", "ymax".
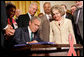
[{"xmin": 10, "ymin": 44, "xmax": 83, "ymax": 56}]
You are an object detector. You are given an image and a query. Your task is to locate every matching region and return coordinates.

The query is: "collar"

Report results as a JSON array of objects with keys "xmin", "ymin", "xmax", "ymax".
[
  {"xmin": 28, "ymin": 26, "xmax": 32, "ymax": 34},
  {"xmin": 28, "ymin": 12, "xmax": 32, "ymax": 19},
  {"xmin": 55, "ymin": 17, "xmax": 64, "ymax": 26},
  {"xmin": 77, "ymin": 6, "xmax": 83, "ymax": 11},
  {"xmin": 28, "ymin": 26, "xmax": 34, "ymax": 40},
  {"xmin": 63, "ymin": 13, "xmax": 66, "ymax": 18},
  {"xmin": 45, "ymin": 13, "xmax": 50, "ymax": 15},
  {"xmin": 28, "ymin": 26, "xmax": 32, "ymax": 39},
  {"xmin": 45, "ymin": 14, "xmax": 52, "ymax": 20}
]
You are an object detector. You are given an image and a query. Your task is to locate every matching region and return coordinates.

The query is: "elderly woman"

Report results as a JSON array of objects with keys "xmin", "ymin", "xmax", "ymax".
[{"xmin": 50, "ymin": 5, "xmax": 76, "ymax": 44}]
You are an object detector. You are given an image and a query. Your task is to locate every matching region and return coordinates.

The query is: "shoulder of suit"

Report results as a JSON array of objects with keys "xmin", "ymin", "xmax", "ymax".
[
  {"xmin": 18, "ymin": 13, "xmax": 29, "ymax": 20},
  {"xmin": 40, "ymin": 15, "xmax": 47, "ymax": 19},
  {"xmin": 19, "ymin": 13, "xmax": 29, "ymax": 17},
  {"xmin": 50, "ymin": 20, "xmax": 55, "ymax": 24},
  {"xmin": 21, "ymin": 27, "xmax": 28, "ymax": 32},
  {"xmin": 64, "ymin": 18, "xmax": 72, "ymax": 23},
  {"xmin": 16, "ymin": 27, "xmax": 27, "ymax": 30},
  {"xmin": 40, "ymin": 15, "xmax": 47, "ymax": 21}
]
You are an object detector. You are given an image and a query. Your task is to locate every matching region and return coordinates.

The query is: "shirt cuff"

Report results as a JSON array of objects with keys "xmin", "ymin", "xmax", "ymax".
[
  {"xmin": 26, "ymin": 42, "xmax": 29, "ymax": 44},
  {"xmin": 3, "ymin": 25, "xmax": 8, "ymax": 30}
]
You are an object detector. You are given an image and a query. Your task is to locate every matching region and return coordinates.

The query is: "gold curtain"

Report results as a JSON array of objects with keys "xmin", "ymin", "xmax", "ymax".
[{"xmin": 5, "ymin": 1, "xmax": 40, "ymax": 16}]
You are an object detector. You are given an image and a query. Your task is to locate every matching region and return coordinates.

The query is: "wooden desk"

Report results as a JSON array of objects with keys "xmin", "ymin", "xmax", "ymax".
[{"xmin": 10, "ymin": 44, "xmax": 83, "ymax": 56}]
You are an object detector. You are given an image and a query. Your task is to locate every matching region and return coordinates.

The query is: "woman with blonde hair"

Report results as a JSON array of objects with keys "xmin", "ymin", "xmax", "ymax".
[{"xmin": 50, "ymin": 5, "xmax": 76, "ymax": 44}]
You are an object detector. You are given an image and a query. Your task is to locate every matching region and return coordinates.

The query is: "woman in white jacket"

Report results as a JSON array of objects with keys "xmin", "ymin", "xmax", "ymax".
[{"xmin": 50, "ymin": 5, "xmax": 76, "ymax": 44}]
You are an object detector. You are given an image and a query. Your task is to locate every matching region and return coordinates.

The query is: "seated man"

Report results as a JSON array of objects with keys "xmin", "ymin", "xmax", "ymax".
[{"xmin": 13, "ymin": 16, "xmax": 42, "ymax": 44}]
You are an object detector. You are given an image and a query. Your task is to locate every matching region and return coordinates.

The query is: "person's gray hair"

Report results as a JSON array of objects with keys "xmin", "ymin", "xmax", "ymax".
[
  {"xmin": 29, "ymin": 2, "xmax": 38, "ymax": 8},
  {"xmin": 30, "ymin": 16, "xmax": 41, "ymax": 23},
  {"xmin": 51, "ymin": 5, "xmax": 65, "ymax": 16}
]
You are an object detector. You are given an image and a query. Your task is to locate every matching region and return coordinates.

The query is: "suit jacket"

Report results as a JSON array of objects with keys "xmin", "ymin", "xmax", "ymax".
[
  {"xmin": 39, "ymin": 15, "xmax": 50, "ymax": 42},
  {"xmin": 1, "ymin": 1, "xmax": 8, "ymax": 48},
  {"xmin": 16, "ymin": 13, "xmax": 30, "ymax": 28},
  {"xmin": 73, "ymin": 7, "xmax": 83, "ymax": 38},
  {"xmin": 50, "ymin": 18, "xmax": 76, "ymax": 44},
  {"xmin": 13, "ymin": 27, "xmax": 42, "ymax": 44},
  {"xmin": 73, "ymin": 7, "xmax": 83, "ymax": 45}
]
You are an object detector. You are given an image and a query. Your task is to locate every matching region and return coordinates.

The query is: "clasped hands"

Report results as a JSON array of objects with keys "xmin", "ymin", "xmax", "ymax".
[{"xmin": 5, "ymin": 24, "xmax": 15, "ymax": 36}]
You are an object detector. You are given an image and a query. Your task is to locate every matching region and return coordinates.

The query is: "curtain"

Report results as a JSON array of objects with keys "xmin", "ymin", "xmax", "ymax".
[{"xmin": 5, "ymin": 1, "xmax": 40, "ymax": 16}]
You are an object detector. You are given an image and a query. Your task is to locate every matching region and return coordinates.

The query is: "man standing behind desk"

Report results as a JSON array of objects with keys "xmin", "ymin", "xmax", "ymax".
[
  {"xmin": 16, "ymin": 2, "xmax": 38, "ymax": 28},
  {"xmin": 13, "ymin": 16, "xmax": 42, "ymax": 44},
  {"xmin": 73, "ymin": 1, "xmax": 83, "ymax": 45},
  {"xmin": 73, "ymin": 1, "xmax": 83, "ymax": 56},
  {"xmin": 39, "ymin": 2, "xmax": 52, "ymax": 42}
]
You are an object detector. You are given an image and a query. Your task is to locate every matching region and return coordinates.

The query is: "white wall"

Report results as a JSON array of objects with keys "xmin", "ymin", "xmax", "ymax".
[{"xmin": 40, "ymin": 1, "xmax": 76, "ymax": 14}]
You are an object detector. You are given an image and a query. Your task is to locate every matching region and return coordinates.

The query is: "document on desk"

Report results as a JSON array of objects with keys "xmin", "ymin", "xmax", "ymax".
[
  {"xmin": 28, "ymin": 42, "xmax": 55, "ymax": 45},
  {"xmin": 14, "ymin": 44, "xmax": 26, "ymax": 47},
  {"xmin": 14, "ymin": 42, "xmax": 55, "ymax": 47}
]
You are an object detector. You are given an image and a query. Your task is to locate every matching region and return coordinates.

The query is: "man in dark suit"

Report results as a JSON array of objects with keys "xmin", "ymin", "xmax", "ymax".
[
  {"xmin": 16, "ymin": 2, "xmax": 38, "ymax": 28},
  {"xmin": 73, "ymin": 1, "xmax": 83, "ymax": 56},
  {"xmin": 13, "ymin": 16, "xmax": 42, "ymax": 44},
  {"xmin": 73, "ymin": 1, "xmax": 83, "ymax": 44}
]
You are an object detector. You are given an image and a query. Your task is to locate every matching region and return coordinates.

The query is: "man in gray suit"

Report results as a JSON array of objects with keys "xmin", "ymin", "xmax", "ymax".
[
  {"xmin": 39, "ymin": 2, "xmax": 52, "ymax": 42},
  {"xmin": 73, "ymin": 1, "xmax": 83, "ymax": 45},
  {"xmin": 73, "ymin": 1, "xmax": 83, "ymax": 56}
]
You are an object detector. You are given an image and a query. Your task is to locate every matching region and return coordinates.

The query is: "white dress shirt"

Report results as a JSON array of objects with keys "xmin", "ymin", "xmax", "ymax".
[
  {"xmin": 3, "ymin": 25, "xmax": 8, "ymax": 30},
  {"xmin": 45, "ymin": 14, "xmax": 52, "ymax": 21},
  {"xmin": 28, "ymin": 12, "xmax": 32, "ymax": 19},
  {"xmin": 28, "ymin": 26, "xmax": 34, "ymax": 40}
]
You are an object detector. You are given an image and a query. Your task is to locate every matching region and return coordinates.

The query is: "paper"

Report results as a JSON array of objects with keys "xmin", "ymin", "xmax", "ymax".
[
  {"xmin": 28, "ymin": 42, "xmax": 55, "ymax": 45},
  {"xmin": 14, "ymin": 44, "xmax": 26, "ymax": 47},
  {"xmin": 14, "ymin": 42, "xmax": 54, "ymax": 47}
]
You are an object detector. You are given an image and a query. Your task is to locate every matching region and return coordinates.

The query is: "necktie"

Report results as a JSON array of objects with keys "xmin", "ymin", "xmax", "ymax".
[
  {"xmin": 49, "ymin": 15, "xmax": 52, "ymax": 19},
  {"xmin": 49, "ymin": 15, "xmax": 52, "ymax": 22},
  {"xmin": 75, "ymin": 9, "xmax": 81, "ymax": 24},
  {"xmin": 30, "ymin": 32, "xmax": 33, "ymax": 41}
]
